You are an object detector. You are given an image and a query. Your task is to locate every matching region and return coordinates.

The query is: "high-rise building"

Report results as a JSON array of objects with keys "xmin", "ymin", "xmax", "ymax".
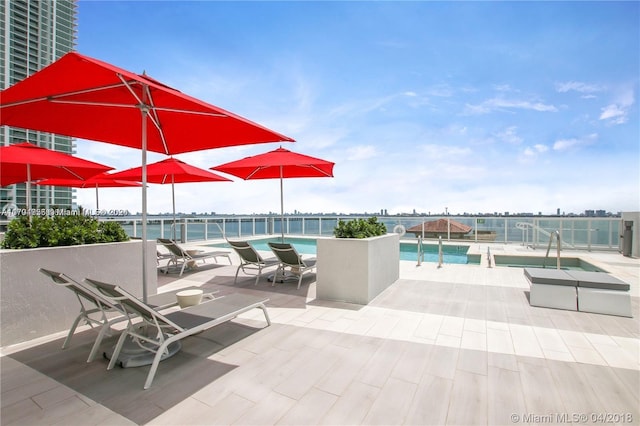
[{"xmin": 1, "ymin": 0, "xmax": 78, "ymax": 213}]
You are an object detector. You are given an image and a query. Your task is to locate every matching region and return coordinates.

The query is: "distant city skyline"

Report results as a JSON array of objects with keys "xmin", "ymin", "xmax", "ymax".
[
  {"xmin": 124, "ymin": 208, "xmax": 621, "ymax": 219},
  {"xmin": 69, "ymin": 1, "xmax": 638, "ymax": 215}
]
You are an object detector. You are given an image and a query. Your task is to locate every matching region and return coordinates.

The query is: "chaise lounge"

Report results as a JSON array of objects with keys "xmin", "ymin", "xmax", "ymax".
[
  {"xmin": 227, "ymin": 240, "xmax": 280, "ymax": 286},
  {"xmin": 85, "ymin": 277, "xmax": 271, "ymax": 389},
  {"xmin": 268, "ymin": 242, "xmax": 317, "ymax": 289},
  {"xmin": 158, "ymin": 238, "xmax": 232, "ymax": 276},
  {"xmin": 38, "ymin": 268, "xmax": 216, "ymax": 362}
]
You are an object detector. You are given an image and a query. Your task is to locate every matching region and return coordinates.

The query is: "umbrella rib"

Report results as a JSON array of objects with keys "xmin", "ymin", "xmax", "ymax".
[
  {"xmin": 0, "ymin": 81, "xmax": 136, "ymax": 107},
  {"xmin": 245, "ymin": 166, "xmax": 269, "ymax": 180},
  {"xmin": 59, "ymin": 166, "xmax": 85, "ymax": 180},
  {"xmin": 306, "ymin": 164, "xmax": 334, "ymax": 177},
  {"xmin": 139, "ymin": 83, "xmax": 169, "ymax": 154},
  {"xmin": 50, "ymin": 99, "xmax": 141, "ymax": 109},
  {"xmin": 150, "ymin": 107, "xmax": 228, "ymax": 117},
  {"xmin": 48, "ymin": 99, "xmax": 228, "ymax": 117}
]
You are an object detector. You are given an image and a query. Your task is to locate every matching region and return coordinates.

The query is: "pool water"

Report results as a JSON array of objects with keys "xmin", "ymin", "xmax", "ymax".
[
  {"xmin": 210, "ymin": 237, "xmax": 470, "ymax": 264},
  {"xmin": 493, "ymin": 255, "xmax": 605, "ymax": 272}
]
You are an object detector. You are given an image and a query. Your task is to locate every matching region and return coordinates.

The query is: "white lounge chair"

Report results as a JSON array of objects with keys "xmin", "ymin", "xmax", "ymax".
[
  {"xmin": 85, "ymin": 277, "xmax": 271, "ymax": 389},
  {"xmin": 38, "ymin": 268, "xmax": 214, "ymax": 362},
  {"xmin": 227, "ymin": 240, "xmax": 280, "ymax": 286},
  {"xmin": 268, "ymin": 242, "xmax": 317, "ymax": 289},
  {"xmin": 39, "ymin": 268, "xmax": 127, "ymax": 363},
  {"xmin": 158, "ymin": 238, "xmax": 232, "ymax": 276}
]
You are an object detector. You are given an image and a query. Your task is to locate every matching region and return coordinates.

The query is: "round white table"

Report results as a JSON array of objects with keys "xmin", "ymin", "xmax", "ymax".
[{"xmin": 176, "ymin": 289, "xmax": 203, "ymax": 308}]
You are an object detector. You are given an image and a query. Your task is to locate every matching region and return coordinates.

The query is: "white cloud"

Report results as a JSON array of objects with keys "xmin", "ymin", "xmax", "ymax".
[
  {"xmin": 464, "ymin": 97, "xmax": 558, "ymax": 114},
  {"xmin": 599, "ymin": 104, "xmax": 627, "ymax": 124},
  {"xmin": 533, "ymin": 144, "xmax": 549, "ymax": 153},
  {"xmin": 553, "ymin": 138, "xmax": 580, "ymax": 151},
  {"xmin": 555, "ymin": 81, "xmax": 603, "ymax": 93},
  {"xmin": 599, "ymin": 86, "xmax": 635, "ymax": 125},
  {"xmin": 553, "ymin": 133, "xmax": 597, "ymax": 151},
  {"xmin": 494, "ymin": 126, "xmax": 523, "ymax": 145},
  {"xmin": 522, "ymin": 143, "xmax": 549, "ymax": 160},
  {"xmin": 493, "ymin": 84, "xmax": 514, "ymax": 92}
]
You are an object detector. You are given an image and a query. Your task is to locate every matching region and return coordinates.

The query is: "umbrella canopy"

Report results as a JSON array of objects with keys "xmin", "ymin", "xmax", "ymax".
[
  {"xmin": 35, "ymin": 172, "xmax": 141, "ymax": 211},
  {"xmin": 110, "ymin": 158, "xmax": 231, "ymax": 240},
  {"xmin": 0, "ymin": 142, "xmax": 113, "ymax": 212},
  {"xmin": 0, "ymin": 142, "xmax": 113, "ymax": 186},
  {"xmin": 0, "ymin": 51, "xmax": 294, "ymax": 301},
  {"xmin": 111, "ymin": 157, "xmax": 231, "ymax": 185},
  {"xmin": 212, "ymin": 147, "xmax": 334, "ymax": 240},
  {"xmin": 0, "ymin": 52, "xmax": 295, "ymax": 154}
]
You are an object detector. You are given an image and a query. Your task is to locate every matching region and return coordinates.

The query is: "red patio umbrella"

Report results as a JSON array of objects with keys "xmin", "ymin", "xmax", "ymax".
[
  {"xmin": 110, "ymin": 157, "xmax": 231, "ymax": 240},
  {"xmin": 212, "ymin": 147, "xmax": 334, "ymax": 240},
  {"xmin": 0, "ymin": 51, "xmax": 294, "ymax": 301},
  {"xmin": 0, "ymin": 142, "xmax": 113, "ymax": 213},
  {"xmin": 35, "ymin": 172, "xmax": 141, "ymax": 211}
]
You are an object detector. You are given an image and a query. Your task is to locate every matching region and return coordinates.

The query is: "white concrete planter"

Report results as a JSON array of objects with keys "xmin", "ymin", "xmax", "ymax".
[
  {"xmin": 316, "ymin": 233, "xmax": 400, "ymax": 305},
  {"xmin": 0, "ymin": 240, "xmax": 157, "ymax": 347}
]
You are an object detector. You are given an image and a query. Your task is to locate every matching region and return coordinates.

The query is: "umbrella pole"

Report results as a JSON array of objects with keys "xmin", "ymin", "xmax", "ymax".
[
  {"xmin": 95, "ymin": 185, "xmax": 99, "ymax": 211},
  {"xmin": 171, "ymin": 176, "xmax": 176, "ymax": 241},
  {"xmin": 140, "ymin": 107, "xmax": 149, "ymax": 303},
  {"xmin": 26, "ymin": 164, "xmax": 31, "ymax": 218},
  {"xmin": 280, "ymin": 165, "xmax": 284, "ymax": 242}
]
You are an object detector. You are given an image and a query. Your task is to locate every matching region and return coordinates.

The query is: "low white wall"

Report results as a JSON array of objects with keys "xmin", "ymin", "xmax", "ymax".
[
  {"xmin": 0, "ymin": 240, "xmax": 157, "ymax": 347},
  {"xmin": 316, "ymin": 233, "xmax": 400, "ymax": 305}
]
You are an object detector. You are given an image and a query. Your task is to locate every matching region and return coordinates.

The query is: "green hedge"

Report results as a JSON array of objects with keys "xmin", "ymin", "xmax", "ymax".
[
  {"xmin": 1, "ymin": 215, "xmax": 129, "ymax": 249},
  {"xmin": 333, "ymin": 217, "xmax": 387, "ymax": 239}
]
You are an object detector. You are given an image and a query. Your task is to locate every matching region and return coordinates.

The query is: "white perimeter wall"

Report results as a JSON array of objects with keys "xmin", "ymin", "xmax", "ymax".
[{"xmin": 0, "ymin": 240, "xmax": 157, "ymax": 347}]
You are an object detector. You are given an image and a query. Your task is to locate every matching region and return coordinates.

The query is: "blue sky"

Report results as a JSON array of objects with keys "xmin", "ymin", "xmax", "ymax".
[{"xmin": 74, "ymin": 1, "xmax": 639, "ymax": 216}]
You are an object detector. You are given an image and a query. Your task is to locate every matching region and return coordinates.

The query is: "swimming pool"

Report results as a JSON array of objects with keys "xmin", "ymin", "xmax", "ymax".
[
  {"xmin": 493, "ymin": 255, "xmax": 606, "ymax": 272},
  {"xmin": 210, "ymin": 237, "xmax": 470, "ymax": 264}
]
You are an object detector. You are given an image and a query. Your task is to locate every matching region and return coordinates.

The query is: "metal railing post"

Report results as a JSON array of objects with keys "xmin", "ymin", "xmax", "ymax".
[
  {"xmin": 557, "ymin": 231, "xmax": 561, "ymax": 269},
  {"xmin": 474, "ymin": 217, "xmax": 478, "ymax": 242}
]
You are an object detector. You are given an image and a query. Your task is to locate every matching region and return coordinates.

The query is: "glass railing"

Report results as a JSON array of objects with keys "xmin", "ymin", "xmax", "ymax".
[{"xmin": 99, "ymin": 215, "xmax": 623, "ymax": 252}]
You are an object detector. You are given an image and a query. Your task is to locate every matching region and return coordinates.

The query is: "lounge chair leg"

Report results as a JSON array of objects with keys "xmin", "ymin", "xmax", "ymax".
[
  {"xmin": 144, "ymin": 337, "xmax": 176, "ymax": 390},
  {"xmin": 258, "ymin": 303, "xmax": 271, "ymax": 326},
  {"xmin": 62, "ymin": 312, "xmax": 86, "ymax": 349},
  {"xmin": 234, "ymin": 265, "xmax": 242, "ymax": 285},
  {"xmin": 87, "ymin": 323, "xmax": 111, "ymax": 363},
  {"xmin": 144, "ymin": 348, "xmax": 165, "ymax": 390},
  {"xmin": 255, "ymin": 266, "xmax": 262, "ymax": 286},
  {"xmin": 107, "ymin": 327, "xmax": 131, "ymax": 370}
]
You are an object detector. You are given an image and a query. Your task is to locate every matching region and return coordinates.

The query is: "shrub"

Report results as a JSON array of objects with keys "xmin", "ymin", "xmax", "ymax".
[
  {"xmin": 333, "ymin": 217, "xmax": 387, "ymax": 239},
  {"xmin": 1, "ymin": 214, "xmax": 129, "ymax": 249}
]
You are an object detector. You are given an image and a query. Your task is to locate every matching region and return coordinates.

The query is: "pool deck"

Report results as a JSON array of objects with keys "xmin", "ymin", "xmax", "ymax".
[{"xmin": 1, "ymin": 242, "xmax": 638, "ymax": 425}]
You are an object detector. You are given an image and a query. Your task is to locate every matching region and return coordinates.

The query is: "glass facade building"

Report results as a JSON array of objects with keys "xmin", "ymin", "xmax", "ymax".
[{"xmin": 0, "ymin": 0, "xmax": 78, "ymax": 213}]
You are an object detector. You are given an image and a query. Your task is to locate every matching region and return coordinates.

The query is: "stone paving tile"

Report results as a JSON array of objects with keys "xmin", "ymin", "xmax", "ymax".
[{"xmin": 1, "ymin": 245, "xmax": 638, "ymax": 425}]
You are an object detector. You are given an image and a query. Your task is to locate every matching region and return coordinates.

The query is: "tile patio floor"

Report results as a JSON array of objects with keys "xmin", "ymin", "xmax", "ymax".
[{"xmin": 1, "ymin": 243, "xmax": 638, "ymax": 425}]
